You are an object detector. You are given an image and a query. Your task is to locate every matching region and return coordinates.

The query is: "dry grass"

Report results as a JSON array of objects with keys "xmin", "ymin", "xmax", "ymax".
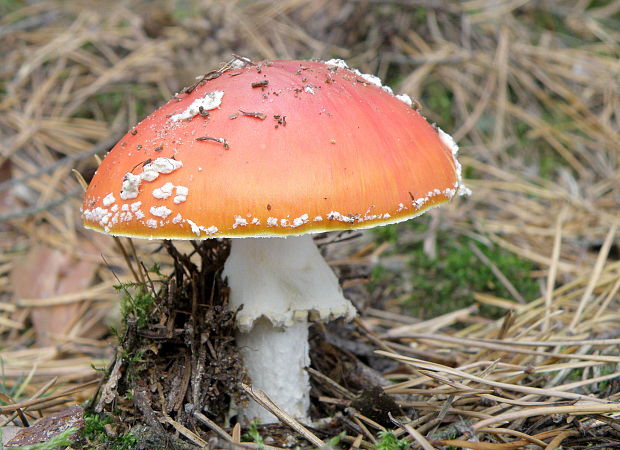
[{"xmin": 0, "ymin": 0, "xmax": 619, "ymax": 448}]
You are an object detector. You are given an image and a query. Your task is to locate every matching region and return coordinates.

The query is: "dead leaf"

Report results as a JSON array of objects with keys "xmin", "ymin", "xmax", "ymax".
[
  {"xmin": 5, "ymin": 404, "xmax": 83, "ymax": 447},
  {"xmin": 11, "ymin": 244, "xmax": 97, "ymax": 346}
]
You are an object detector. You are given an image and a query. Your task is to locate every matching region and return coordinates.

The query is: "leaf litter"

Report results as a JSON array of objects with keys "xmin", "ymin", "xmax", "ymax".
[{"xmin": 0, "ymin": 0, "xmax": 619, "ymax": 448}]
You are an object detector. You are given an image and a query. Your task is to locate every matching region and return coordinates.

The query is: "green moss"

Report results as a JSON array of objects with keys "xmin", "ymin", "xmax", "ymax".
[
  {"xmin": 170, "ymin": 0, "xmax": 199, "ymax": 21},
  {"xmin": 373, "ymin": 224, "xmax": 399, "ymax": 245},
  {"xmin": 422, "ymin": 80, "xmax": 454, "ymax": 129},
  {"xmin": 326, "ymin": 431, "xmax": 346, "ymax": 447},
  {"xmin": 565, "ymin": 365, "xmax": 618, "ymax": 393},
  {"xmin": 148, "ymin": 262, "xmax": 163, "ymax": 276},
  {"xmin": 82, "ymin": 411, "xmax": 138, "ymax": 450},
  {"xmin": 409, "ymin": 239, "xmax": 537, "ymax": 318},
  {"xmin": 537, "ymin": 147, "xmax": 565, "ymax": 179},
  {"xmin": 375, "ymin": 431, "xmax": 409, "ymax": 450},
  {"xmin": 368, "ymin": 264, "xmax": 390, "ymax": 292},
  {"xmin": 73, "ymin": 85, "xmax": 156, "ymax": 123},
  {"xmin": 597, "ymin": 365, "xmax": 617, "ymax": 392},
  {"xmin": 413, "ymin": 7, "xmax": 427, "ymax": 22},
  {"xmin": 115, "ymin": 283, "xmax": 155, "ymax": 329},
  {"xmin": 118, "ymin": 348, "xmax": 146, "ymax": 385},
  {"xmin": 0, "ymin": 0, "xmax": 25, "ymax": 16},
  {"xmin": 371, "ymin": 218, "xmax": 539, "ymax": 319},
  {"xmin": 243, "ymin": 420, "xmax": 265, "ymax": 449},
  {"xmin": 93, "ymin": 90, "xmax": 125, "ymax": 114},
  {"xmin": 82, "ymin": 412, "xmax": 111, "ymax": 442}
]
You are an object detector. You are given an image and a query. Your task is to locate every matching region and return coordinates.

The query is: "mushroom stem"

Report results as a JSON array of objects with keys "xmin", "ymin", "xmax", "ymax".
[
  {"xmin": 236, "ymin": 318, "xmax": 310, "ymax": 423},
  {"xmin": 224, "ymin": 235, "xmax": 355, "ymax": 423}
]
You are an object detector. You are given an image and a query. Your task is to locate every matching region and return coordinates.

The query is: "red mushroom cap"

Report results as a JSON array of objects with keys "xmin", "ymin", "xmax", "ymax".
[{"xmin": 82, "ymin": 59, "xmax": 462, "ymax": 239}]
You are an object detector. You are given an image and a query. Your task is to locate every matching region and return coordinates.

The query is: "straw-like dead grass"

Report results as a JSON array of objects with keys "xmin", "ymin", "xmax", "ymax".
[{"xmin": 0, "ymin": 0, "xmax": 618, "ymax": 448}]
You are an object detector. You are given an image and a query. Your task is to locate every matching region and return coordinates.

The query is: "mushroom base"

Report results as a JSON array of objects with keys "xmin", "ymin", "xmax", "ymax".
[
  {"xmin": 224, "ymin": 235, "xmax": 355, "ymax": 423},
  {"xmin": 237, "ymin": 319, "xmax": 310, "ymax": 423}
]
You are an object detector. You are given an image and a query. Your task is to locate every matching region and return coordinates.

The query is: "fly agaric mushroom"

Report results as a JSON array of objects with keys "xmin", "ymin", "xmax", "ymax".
[{"xmin": 82, "ymin": 58, "xmax": 468, "ymax": 424}]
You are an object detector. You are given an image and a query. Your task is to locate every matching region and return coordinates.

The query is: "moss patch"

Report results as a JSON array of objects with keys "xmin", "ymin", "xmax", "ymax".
[{"xmin": 372, "ymin": 217, "xmax": 539, "ymax": 319}]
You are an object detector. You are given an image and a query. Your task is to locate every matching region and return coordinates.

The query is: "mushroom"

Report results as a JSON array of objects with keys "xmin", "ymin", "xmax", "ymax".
[{"xmin": 81, "ymin": 58, "xmax": 467, "ymax": 424}]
